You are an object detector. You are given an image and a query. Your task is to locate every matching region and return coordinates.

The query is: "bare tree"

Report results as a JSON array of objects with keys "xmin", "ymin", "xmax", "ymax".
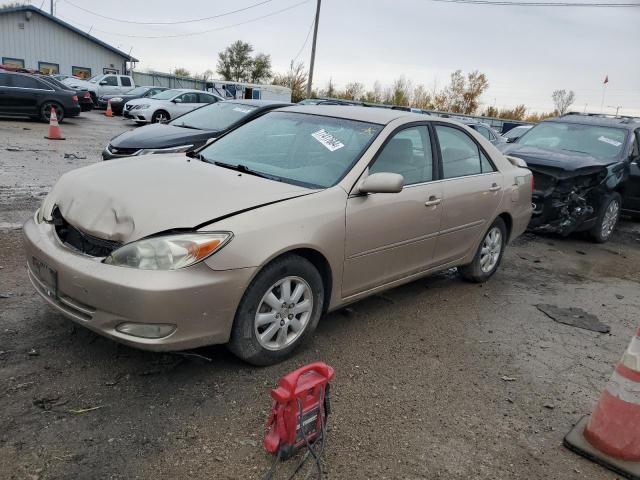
[
  {"xmin": 552, "ymin": 89, "xmax": 575, "ymax": 115},
  {"xmin": 272, "ymin": 61, "xmax": 308, "ymax": 102},
  {"xmin": 173, "ymin": 67, "xmax": 190, "ymax": 77},
  {"xmin": 342, "ymin": 81, "xmax": 365, "ymax": 101}
]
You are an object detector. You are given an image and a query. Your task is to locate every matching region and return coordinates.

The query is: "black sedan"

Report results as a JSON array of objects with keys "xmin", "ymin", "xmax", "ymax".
[
  {"xmin": 0, "ymin": 71, "xmax": 80, "ymax": 122},
  {"xmin": 98, "ymin": 86, "xmax": 168, "ymax": 114},
  {"xmin": 38, "ymin": 75, "xmax": 93, "ymax": 112},
  {"xmin": 103, "ymin": 99, "xmax": 292, "ymax": 160}
]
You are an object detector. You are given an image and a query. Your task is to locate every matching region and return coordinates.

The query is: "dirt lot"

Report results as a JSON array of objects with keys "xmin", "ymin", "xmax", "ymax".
[{"xmin": 1, "ymin": 111, "xmax": 640, "ymax": 480}]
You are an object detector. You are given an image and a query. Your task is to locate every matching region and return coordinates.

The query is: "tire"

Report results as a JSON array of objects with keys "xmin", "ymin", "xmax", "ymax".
[
  {"xmin": 151, "ymin": 110, "xmax": 170, "ymax": 124},
  {"xmin": 228, "ymin": 254, "xmax": 324, "ymax": 366},
  {"xmin": 40, "ymin": 101, "xmax": 64, "ymax": 123},
  {"xmin": 590, "ymin": 192, "xmax": 621, "ymax": 243},
  {"xmin": 459, "ymin": 217, "xmax": 507, "ymax": 283}
]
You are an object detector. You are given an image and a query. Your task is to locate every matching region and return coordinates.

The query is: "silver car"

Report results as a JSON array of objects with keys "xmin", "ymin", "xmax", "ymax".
[{"xmin": 23, "ymin": 106, "xmax": 533, "ymax": 365}]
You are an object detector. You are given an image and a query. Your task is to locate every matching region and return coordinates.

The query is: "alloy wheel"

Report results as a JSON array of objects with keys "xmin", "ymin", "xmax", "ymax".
[
  {"xmin": 601, "ymin": 199, "xmax": 619, "ymax": 239},
  {"xmin": 254, "ymin": 276, "xmax": 313, "ymax": 351},
  {"xmin": 480, "ymin": 227, "xmax": 502, "ymax": 273}
]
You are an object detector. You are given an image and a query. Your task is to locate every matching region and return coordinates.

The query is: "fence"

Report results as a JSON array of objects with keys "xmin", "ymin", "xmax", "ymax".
[{"xmin": 131, "ymin": 71, "xmax": 208, "ymax": 90}]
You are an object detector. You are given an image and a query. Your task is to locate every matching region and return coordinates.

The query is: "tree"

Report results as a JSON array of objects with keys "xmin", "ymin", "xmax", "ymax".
[
  {"xmin": 201, "ymin": 69, "xmax": 214, "ymax": 81},
  {"xmin": 173, "ymin": 67, "xmax": 190, "ymax": 77},
  {"xmin": 216, "ymin": 40, "xmax": 254, "ymax": 82},
  {"xmin": 497, "ymin": 104, "xmax": 527, "ymax": 120},
  {"xmin": 483, "ymin": 106, "xmax": 499, "ymax": 117},
  {"xmin": 442, "ymin": 70, "xmax": 489, "ymax": 114},
  {"xmin": 319, "ymin": 78, "xmax": 336, "ymax": 98},
  {"xmin": 250, "ymin": 53, "xmax": 272, "ymax": 83},
  {"xmin": 363, "ymin": 81, "xmax": 383, "ymax": 103},
  {"xmin": 341, "ymin": 81, "xmax": 365, "ymax": 101},
  {"xmin": 552, "ymin": 89, "xmax": 575, "ymax": 115},
  {"xmin": 385, "ymin": 76, "xmax": 412, "ymax": 106},
  {"xmin": 272, "ymin": 61, "xmax": 308, "ymax": 102}
]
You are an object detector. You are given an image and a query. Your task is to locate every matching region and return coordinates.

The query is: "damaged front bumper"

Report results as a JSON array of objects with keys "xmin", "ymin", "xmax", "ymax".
[{"xmin": 22, "ymin": 217, "xmax": 255, "ymax": 351}]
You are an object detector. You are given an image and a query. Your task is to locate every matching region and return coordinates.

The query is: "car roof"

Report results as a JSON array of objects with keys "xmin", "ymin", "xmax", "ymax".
[
  {"xmin": 227, "ymin": 99, "xmax": 293, "ymax": 107},
  {"xmin": 548, "ymin": 113, "xmax": 640, "ymax": 130},
  {"xmin": 276, "ymin": 105, "xmax": 426, "ymax": 125}
]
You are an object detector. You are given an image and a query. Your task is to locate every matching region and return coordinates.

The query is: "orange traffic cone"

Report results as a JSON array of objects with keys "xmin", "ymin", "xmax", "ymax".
[
  {"xmin": 564, "ymin": 326, "xmax": 640, "ymax": 479},
  {"xmin": 44, "ymin": 107, "xmax": 65, "ymax": 140},
  {"xmin": 105, "ymin": 100, "xmax": 113, "ymax": 117}
]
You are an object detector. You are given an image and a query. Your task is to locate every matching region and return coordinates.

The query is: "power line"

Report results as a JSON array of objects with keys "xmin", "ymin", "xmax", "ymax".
[
  {"xmin": 292, "ymin": 15, "xmax": 315, "ymax": 63},
  {"xmin": 57, "ymin": 0, "xmax": 311, "ymax": 39},
  {"xmin": 424, "ymin": 0, "xmax": 640, "ymax": 6},
  {"xmin": 60, "ymin": 0, "xmax": 275, "ymax": 24}
]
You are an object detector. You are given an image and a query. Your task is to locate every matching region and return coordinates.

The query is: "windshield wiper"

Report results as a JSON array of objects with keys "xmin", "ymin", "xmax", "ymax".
[
  {"xmin": 562, "ymin": 148, "xmax": 591, "ymax": 155},
  {"xmin": 175, "ymin": 123, "xmax": 200, "ymax": 130},
  {"xmin": 213, "ymin": 161, "xmax": 282, "ymax": 182}
]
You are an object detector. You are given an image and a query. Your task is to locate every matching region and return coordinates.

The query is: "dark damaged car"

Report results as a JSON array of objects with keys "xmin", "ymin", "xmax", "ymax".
[{"xmin": 500, "ymin": 113, "xmax": 640, "ymax": 242}]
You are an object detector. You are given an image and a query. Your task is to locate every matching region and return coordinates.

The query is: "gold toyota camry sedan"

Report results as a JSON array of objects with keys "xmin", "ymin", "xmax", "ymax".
[{"xmin": 23, "ymin": 105, "xmax": 532, "ymax": 365}]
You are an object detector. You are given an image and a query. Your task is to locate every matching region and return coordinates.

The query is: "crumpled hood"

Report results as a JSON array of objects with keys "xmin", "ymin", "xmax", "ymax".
[
  {"xmin": 110, "ymin": 123, "xmax": 216, "ymax": 150},
  {"xmin": 499, "ymin": 144, "xmax": 616, "ymax": 172},
  {"xmin": 41, "ymin": 155, "xmax": 314, "ymax": 243}
]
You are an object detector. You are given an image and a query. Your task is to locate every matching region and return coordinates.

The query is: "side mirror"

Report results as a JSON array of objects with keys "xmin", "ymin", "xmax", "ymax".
[
  {"xmin": 505, "ymin": 155, "xmax": 527, "ymax": 168},
  {"xmin": 99, "ymin": 80, "xmax": 107, "ymax": 85},
  {"xmin": 173, "ymin": 98, "xmax": 182, "ymax": 103},
  {"xmin": 359, "ymin": 172, "xmax": 404, "ymax": 194},
  {"xmin": 506, "ymin": 137, "xmax": 517, "ymax": 143}
]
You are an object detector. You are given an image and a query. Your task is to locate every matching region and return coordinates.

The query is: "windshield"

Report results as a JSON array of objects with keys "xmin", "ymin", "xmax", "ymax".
[
  {"xmin": 124, "ymin": 87, "xmax": 149, "ymax": 96},
  {"xmin": 150, "ymin": 89, "xmax": 180, "ymax": 100},
  {"xmin": 199, "ymin": 111, "xmax": 383, "ymax": 188},
  {"xmin": 518, "ymin": 122, "xmax": 627, "ymax": 159},
  {"xmin": 171, "ymin": 102, "xmax": 260, "ymax": 131},
  {"xmin": 504, "ymin": 126, "xmax": 530, "ymax": 139},
  {"xmin": 87, "ymin": 75, "xmax": 100, "ymax": 83}
]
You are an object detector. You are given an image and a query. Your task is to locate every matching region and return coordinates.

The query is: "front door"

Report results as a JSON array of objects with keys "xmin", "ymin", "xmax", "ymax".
[
  {"xmin": 99, "ymin": 75, "xmax": 119, "ymax": 95},
  {"xmin": 343, "ymin": 125, "xmax": 443, "ymax": 298},
  {"xmin": 431, "ymin": 124, "xmax": 504, "ymax": 266}
]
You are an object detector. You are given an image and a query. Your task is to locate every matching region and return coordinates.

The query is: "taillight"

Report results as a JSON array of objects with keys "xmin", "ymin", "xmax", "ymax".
[{"xmin": 72, "ymin": 95, "xmax": 78, "ymax": 102}]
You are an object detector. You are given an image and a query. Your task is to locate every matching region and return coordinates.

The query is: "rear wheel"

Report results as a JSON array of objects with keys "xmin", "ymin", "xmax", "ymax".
[
  {"xmin": 459, "ymin": 217, "xmax": 507, "ymax": 283},
  {"xmin": 590, "ymin": 192, "xmax": 621, "ymax": 243},
  {"xmin": 151, "ymin": 110, "xmax": 170, "ymax": 123},
  {"xmin": 228, "ymin": 254, "xmax": 324, "ymax": 366},
  {"xmin": 40, "ymin": 101, "xmax": 64, "ymax": 123}
]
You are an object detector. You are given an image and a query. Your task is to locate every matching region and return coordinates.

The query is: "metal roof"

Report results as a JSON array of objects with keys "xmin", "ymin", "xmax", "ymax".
[{"xmin": 0, "ymin": 5, "xmax": 138, "ymax": 62}]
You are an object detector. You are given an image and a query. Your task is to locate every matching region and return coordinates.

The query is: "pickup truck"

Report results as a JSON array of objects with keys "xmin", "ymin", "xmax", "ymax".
[{"xmin": 62, "ymin": 73, "xmax": 135, "ymax": 106}]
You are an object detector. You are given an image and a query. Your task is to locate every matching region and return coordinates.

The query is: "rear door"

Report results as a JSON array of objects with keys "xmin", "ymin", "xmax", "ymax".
[
  {"xmin": 343, "ymin": 124, "xmax": 443, "ymax": 297},
  {"xmin": 431, "ymin": 124, "xmax": 504, "ymax": 267},
  {"xmin": 5, "ymin": 74, "xmax": 49, "ymax": 115},
  {"xmin": 623, "ymin": 130, "xmax": 640, "ymax": 213},
  {"xmin": 0, "ymin": 73, "xmax": 10, "ymax": 113},
  {"xmin": 118, "ymin": 76, "xmax": 133, "ymax": 93}
]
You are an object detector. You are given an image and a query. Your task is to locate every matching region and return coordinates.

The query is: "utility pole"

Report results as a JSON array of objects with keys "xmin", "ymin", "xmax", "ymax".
[
  {"xmin": 306, "ymin": 0, "xmax": 321, "ymax": 99},
  {"xmin": 50, "ymin": 0, "xmax": 54, "ymax": 16},
  {"xmin": 608, "ymin": 105, "xmax": 622, "ymax": 116}
]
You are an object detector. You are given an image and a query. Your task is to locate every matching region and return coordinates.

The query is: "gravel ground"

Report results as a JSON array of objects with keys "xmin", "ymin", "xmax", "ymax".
[{"xmin": 1, "ymin": 111, "xmax": 640, "ymax": 480}]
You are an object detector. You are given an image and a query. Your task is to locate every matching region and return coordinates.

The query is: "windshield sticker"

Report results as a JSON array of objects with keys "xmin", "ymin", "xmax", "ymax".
[
  {"xmin": 232, "ymin": 107, "xmax": 254, "ymax": 114},
  {"xmin": 311, "ymin": 129, "xmax": 345, "ymax": 152},
  {"xmin": 360, "ymin": 127, "xmax": 375, "ymax": 135},
  {"xmin": 598, "ymin": 136, "xmax": 622, "ymax": 147}
]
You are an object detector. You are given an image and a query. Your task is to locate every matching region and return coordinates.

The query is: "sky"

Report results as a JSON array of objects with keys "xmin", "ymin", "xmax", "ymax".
[{"xmin": 44, "ymin": 0, "xmax": 640, "ymax": 116}]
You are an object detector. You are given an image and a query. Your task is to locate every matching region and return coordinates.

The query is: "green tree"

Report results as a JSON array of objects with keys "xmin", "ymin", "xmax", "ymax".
[
  {"xmin": 250, "ymin": 53, "xmax": 272, "ymax": 83},
  {"xmin": 216, "ymin": 40, "xmax": 255, "ymax": 82},
  {"xmin": 412, "ymin": 84, "xmax": 433, "ymax": 109},
  {"xmin": 363, "ymin": 81, "xmax": 383, "ymax": 103},
  {"xmin": 173, "ymin": 67, "xmax": 190, "ymax": 77},
  {"xmin": 341, "ymin": 81, "xmax": 365, "ymax": 101}
]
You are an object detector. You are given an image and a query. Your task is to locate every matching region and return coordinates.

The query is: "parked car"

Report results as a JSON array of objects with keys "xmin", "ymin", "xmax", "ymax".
[
  {"xmin": 458, "ymin": 119, "xmax": 505, "ymax": 146},
  {"xmin": 37, "ymin": 75, "xmax": 93, "ymax": 112},
  {"xmin": 63, "ymin": 73, "xmax": 135, "ymax": 105},
  {"xmin": 98, "ymin": 86, "xmax": 168, "ymax": 115},
  {"xmin": 25, "ymin": 106, "xmax": 532, "ymax": 364},
  {"xmin": 0, "ymin": 71, "xmax": 80, "ymax": 122},
  {"xmin": 500, "ymin": 113, "xmax": 640, "ymax": 242},
  {"xmin": 502, "ymin": 125, "xmax": 532, "ymax": 143},
  {"xmin": 123, "ymin": 89, "xmax": 223, "ymax": 124},
  {"xmin": 103, "ymin": 99, "xmax": 292, "ymax": 160}
]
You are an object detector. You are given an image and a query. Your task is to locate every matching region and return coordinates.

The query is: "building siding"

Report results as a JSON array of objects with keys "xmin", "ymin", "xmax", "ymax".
[{"xmin": 0, "ymin": 10, "xmax": 128, "ymax": 77}]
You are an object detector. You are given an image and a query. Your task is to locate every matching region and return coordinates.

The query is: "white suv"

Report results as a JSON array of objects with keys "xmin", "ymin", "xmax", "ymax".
[
  {"xmin": 63, "ymin": 74, "xmax": 135, "ymax": 104},
  {"xmin": 123, "ymin": 89, "xmax": 223, "ymax": 124}
]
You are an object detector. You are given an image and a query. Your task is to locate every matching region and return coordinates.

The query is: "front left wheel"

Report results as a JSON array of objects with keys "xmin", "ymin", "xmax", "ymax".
[
  {"xmin": 228, "ymin": 254, "xmax": 324, "ymax": 366},
  {"xmin": 590, "ymin": 192, "xmax": 621, "ymax": 243}
]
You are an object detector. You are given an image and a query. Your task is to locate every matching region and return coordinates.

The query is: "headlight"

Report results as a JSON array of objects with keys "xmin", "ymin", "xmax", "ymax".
[
  {"xmin": 137, "ymin": 144, "xmax": 193, "ymax": 155},
  {"xmin": 135, "ymin": 104, "xmax": 150, "ymax": 110},
  {"xmin": 104, "ymin": 233, "xmax": 231, "ymax": 270},
  {"xmin": 110, "ymin": 97, "xmax": 123, "ymax": 102}
]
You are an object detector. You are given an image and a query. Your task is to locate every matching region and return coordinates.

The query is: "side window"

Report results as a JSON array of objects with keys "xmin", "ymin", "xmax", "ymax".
[
  {"xmin": 120, "ymin": 76, "xmax": 132, "ymax": 87},
  {"xmin": 180, "ymin": 93, "xmax": 199, "ymax": 103},
  {"xmin": 10, "ymin": 75, "xmax": 48, "ymax": 89},
  {"xmin": 436, "ymin": 125, "xmax": 489, "ymax": 179},
  {"xmin": 199, "ymin": 93, "xmax": 218, "ymax": 103},
  {"xmin": 631, "ymin": 130, "xmax": 640, "ymax": 161},
  {"xmin": 0, "ymin": 73, "xmax": 9, "ymax": 87},
  {"xmin": 369, "ymin": 126, "xmax": 433, "ymax": 185},
  {"xmin": 103, "ymin": 76, "xmax": 118, "ymax": 86},
  {"xmin": 477, "ymin": 126, "xmax": 492, "ymax": 140}
]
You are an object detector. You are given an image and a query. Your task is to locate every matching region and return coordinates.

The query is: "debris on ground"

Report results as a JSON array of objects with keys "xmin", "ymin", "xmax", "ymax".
[
  {"xmin": 63, "ymin": 153, "xmax": 87, "ymax": 160},
  {"xmin": 27, "ymin": 348, "xmax": 39, "ymax": 356},
  {"xmin": 501, "ymin": 375, "xmax": 517, "ymax": 382},
  {"xmin": 536, "ymin": 304, "xmax": 610, "ymax": 333},
  {"xmin": 615, "ymin": 294, "xmax": 625, "ymax": 300},
  {"xmin": 69, "ymin": 406, "xmax": 104, "ymax": 414},
  {"xmin": 0, "ymin": 293, "xmax": 12, "ymax": 299}
]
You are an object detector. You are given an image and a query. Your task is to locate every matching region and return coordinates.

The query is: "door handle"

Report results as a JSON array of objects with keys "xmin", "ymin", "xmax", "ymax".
[
  {"xmin": 425, "ymin": 196, "xmax": 441, "ymax": 207},
  {"xmin": 488, "ymin": 183, "xmax": 501, "ymax": 192}
]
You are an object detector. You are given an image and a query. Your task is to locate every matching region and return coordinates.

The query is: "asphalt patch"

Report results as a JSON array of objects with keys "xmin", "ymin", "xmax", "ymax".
[{"xmin": 536, "ymin": 304, "xmax": 610, "ymax": 333}]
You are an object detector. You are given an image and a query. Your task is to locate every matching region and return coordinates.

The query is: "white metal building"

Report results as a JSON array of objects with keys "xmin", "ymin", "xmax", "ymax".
[
  {"xmin": 209, "ymin": 80, "xmax": 292, "ymax": 103},
  {"xmin": 0, "ymin": 5, "xmax": 137, "ymax": 79}
]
